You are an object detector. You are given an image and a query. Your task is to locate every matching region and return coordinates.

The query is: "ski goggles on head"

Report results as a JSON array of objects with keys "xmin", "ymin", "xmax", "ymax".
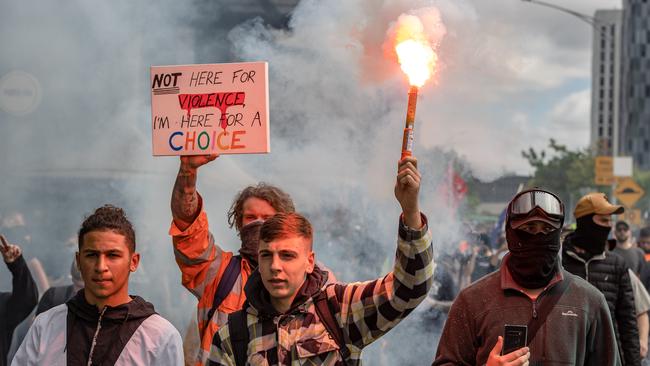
[{"xmin": 508, "ymin": 190, "xmax": 564, "ymax": 230}]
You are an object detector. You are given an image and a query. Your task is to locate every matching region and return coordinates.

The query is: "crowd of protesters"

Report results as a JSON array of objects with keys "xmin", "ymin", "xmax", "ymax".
[{"xmin": 4, "ymin": 151, "xmax": 650, "ymax": 365}]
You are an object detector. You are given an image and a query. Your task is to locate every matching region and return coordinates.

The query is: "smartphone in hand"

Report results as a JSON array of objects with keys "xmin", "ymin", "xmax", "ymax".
[{"xmin": 502, "ymin": 325, "xmax": 527, "ymax": 355}]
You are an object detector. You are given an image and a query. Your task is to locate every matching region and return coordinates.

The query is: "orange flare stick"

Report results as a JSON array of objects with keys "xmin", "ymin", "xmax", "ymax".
[{"xmin": 401, "ymin": 86, "xmax": 419, "ymax": 160}]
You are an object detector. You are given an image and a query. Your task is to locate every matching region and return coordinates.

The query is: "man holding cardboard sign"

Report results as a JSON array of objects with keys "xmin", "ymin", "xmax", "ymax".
[{"xmin": 170, "ymin": 154, "xmax": 299, "ymax": 365}]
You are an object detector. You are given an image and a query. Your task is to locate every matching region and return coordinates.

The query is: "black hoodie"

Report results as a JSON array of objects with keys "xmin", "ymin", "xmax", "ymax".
[
  {"xmin": 65, "ymin": 290, "xmax": 156, "ymax": 366},
  {"xmin": 244, "ymin": 265, "xmax": 328, "ymax": 318},
  {"xmin": 0, "ymin": 256, "xmax": 37, "ymax": 366}
]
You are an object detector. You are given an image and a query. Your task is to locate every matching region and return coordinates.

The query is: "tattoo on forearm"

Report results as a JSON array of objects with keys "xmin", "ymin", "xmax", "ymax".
[{"xmin": 171, "ymin": 168, "xmax": 199, "ymax": 223}]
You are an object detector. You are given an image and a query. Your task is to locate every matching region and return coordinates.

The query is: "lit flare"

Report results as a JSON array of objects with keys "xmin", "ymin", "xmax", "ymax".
[{"xmin": 395, "ymin": 39, "xmax": 436, "ymax": 87}]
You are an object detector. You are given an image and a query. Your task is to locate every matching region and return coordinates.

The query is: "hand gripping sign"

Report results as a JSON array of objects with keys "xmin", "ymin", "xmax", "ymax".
[{"xmin": 151, "ymin": 62, "xmax": 269, "ymax": 156}]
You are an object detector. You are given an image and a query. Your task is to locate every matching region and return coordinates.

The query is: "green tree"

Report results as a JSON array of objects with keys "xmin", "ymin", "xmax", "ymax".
[{"xmin": 522, "ymin": 139, "xmax": 595, "ymax": 210}]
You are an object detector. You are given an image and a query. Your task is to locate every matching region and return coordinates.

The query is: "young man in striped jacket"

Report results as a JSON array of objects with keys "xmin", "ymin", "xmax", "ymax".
[{"xmin": 208, "ymin": 155, "xmax": 434, "ymax": 365}]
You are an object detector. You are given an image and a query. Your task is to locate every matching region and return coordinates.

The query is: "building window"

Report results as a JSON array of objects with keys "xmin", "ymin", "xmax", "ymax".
[
  {"xmin": 599, "ymin": 127, "xmax": 603, "ymax": 136},
  {"xmin": 645, "ymin": 139, "xmax": 649, "ymax": 151},
  {"xmin": 600, "ymin": 77, "xmax": 604, "ymax": 86},
  {"xmin": 609, "ymin": 127, "xmax": 613, "ymax": 136}
]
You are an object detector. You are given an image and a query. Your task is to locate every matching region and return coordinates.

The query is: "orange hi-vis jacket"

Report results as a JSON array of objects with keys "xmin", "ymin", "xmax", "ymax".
[{"xmin": 170, "ymin": 203, "xmax": 251, "ymax": 366}]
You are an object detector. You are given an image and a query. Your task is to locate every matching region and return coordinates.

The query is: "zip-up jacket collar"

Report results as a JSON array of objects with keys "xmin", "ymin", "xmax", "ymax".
[
  {"xmin": 244, "ymin": 265, "xmax": 329, "ymax": 318},
  {"xmin": 65, "ymin": 290, "xmax": 156, "ymax": 365}
]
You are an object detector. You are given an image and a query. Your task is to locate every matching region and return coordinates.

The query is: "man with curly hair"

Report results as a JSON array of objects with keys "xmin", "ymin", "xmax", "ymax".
[
  {"xmin": 170, "ymin": 154, "xmax": 301, "ymax": 365},
  {"xmin": 13, "ymin": 205, "xmax": 183, "ymax": 365}
]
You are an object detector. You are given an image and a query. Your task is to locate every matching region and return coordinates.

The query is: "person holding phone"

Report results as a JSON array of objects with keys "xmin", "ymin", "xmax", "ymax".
[{"xmin": 433, "ymin": 188, "xmax": 621, "ymax": 366}]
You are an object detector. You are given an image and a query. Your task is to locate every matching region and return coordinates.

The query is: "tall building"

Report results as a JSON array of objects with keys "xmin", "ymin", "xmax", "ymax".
[
  {"xmin": 591, "ymin": 9, "xmax": 622, "ymax": 157},
  {"xmin": 620, "ymin": 0, "xmax": 650, "ymax": 168}
]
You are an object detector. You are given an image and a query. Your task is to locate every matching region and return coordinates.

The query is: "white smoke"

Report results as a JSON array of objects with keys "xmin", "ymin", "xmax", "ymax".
[{"xmin": 0, "ymin": 0, "xmax": 620, "ymax": 363}]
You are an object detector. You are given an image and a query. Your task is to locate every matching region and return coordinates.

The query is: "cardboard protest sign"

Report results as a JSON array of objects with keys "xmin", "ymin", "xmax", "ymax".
[{"xmin": 151, "ymin": 62, "xmax": 269, "ymax": 156}]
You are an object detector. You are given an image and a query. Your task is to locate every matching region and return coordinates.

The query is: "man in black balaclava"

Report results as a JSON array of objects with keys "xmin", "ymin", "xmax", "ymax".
[
  {"xmin": 562, "ymin": 192, "xmax": 640, "ymax": 366},
  {"xmin": 434, "ymin": 188, "xmax": 620, "ymax": 366}
]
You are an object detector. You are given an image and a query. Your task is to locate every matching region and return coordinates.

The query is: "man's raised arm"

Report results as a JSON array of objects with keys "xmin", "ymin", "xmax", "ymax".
[
  {"xmin": 171, "ymin": 154, "xmax": 218, "ymax": 231},
  {"xmin": 1, "ymin": 236, "xmax": 38, "ymax": 331},
  {"xmin": 325, "ymin": 156, "xmax": 434, "ymax": 351}
]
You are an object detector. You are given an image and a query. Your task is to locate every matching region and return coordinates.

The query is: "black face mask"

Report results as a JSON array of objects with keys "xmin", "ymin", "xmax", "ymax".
[
  {"xmin": 239, "ymin": 221, "xmax": 263, "ymax": 267},
  {"xmin": 571, "ymin": 214, "xmax": 611, "ymax": 255},
  {"xmin": 505, "ymin": 225, "xmax": 560, "ymax": 289}
]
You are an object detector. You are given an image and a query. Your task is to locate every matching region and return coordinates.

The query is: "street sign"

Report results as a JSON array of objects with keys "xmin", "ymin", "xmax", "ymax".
[
  {"xmin": 595, "ymin": 156, "xmax": 614, "ymax": 186},
  {"xmin": 614, "ymin": 178, "xmax": 645, "ymax": 207},
  {"xmin": 614, "ymin": 156, "xmax": 633, "ymax": 177}
]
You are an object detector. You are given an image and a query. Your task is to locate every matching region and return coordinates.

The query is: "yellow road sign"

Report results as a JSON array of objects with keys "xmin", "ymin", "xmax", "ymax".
[
  {"xmin": 594, "ymin": 156, "xmax": 614, "ymax": 186},
  {"xmin": 614, "ymin": 178, "xmax": 645, "ymax": 207}
]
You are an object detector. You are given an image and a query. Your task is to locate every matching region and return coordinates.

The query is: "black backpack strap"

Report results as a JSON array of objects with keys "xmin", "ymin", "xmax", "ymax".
[
  {"xmin": 313, "ymin": 291, "xmax": 350, "ymax": 363},
  {"xmin": 526, "ymin": 274, "xmax": 571, "ymax": 343},
  {"xmin": 228, "ymin": 309, "xmax": 249, "ymax": 366},
  {"xmin": 206, "ymin": 255, "xmax": 242, "ymax": 323}
]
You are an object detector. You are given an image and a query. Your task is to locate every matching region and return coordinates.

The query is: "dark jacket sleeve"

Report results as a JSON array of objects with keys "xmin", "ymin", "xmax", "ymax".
[
  {"xmin": 35, "ymin": 287, "xmax": 55, "ymax": 316},
  {"xmin": 586, "ymin": 291, "xmax": 622, "ymax": 366},
  {"xmin": 616, "ymin": 261, "xmax": 641, "ymax": 366},
  {"xmin": 5, "ymin": 255, "xmax": 38, "ymax": 329},
  {"xmin": 432, "ymin": 292, "xmax": 477, "ymax": 366}
]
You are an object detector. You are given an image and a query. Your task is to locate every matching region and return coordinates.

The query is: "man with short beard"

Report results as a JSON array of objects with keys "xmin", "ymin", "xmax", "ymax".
[
  {"xmin": 613, "ymin": 220, "xmax": 646, "ymax": 276},
  {"xmin": 434, "ymin": 188, "xmax": 619, "ymax": 366},
  {"xmin": 562, "ymin": 193, "xmax": 640, "ymax": 366}
]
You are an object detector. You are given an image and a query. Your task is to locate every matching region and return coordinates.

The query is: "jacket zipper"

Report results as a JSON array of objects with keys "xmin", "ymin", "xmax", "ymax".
[
  {"xmin": 86, "ymin": 306, "xmax": 107, "ymax": 366},
  {"xmin": 531, "ymin": 299, "xmax": 538, "ymax": 319}
]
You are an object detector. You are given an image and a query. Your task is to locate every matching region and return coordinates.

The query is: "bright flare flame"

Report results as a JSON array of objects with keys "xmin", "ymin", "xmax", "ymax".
[{"xmin": 395, "ymin": 39, "xmax": 436, "ymax": 87}]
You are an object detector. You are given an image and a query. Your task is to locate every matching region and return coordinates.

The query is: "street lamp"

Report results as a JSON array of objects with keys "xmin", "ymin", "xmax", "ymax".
[{"xmin": 521, "ymin": 0, "xmax": 596, "ymax": 27}]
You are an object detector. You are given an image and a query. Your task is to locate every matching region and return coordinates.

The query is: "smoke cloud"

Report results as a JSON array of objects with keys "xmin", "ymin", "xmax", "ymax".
[{"xmin": 0, "ymin": 0, "xmax": 620, "ymax": 363}]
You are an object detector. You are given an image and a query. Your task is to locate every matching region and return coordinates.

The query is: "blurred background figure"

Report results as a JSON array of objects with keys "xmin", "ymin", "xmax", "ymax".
[
  {"xmin": 35, "ymin": 257, "xmax": 84, "ymax": 316},
  {"xmin": 613, "ymin": 220, "xmax": 646, "ymax": 276},
  {"xmin": 0, "ymin": 235, "xmax": 37, "ymax": 366}
]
